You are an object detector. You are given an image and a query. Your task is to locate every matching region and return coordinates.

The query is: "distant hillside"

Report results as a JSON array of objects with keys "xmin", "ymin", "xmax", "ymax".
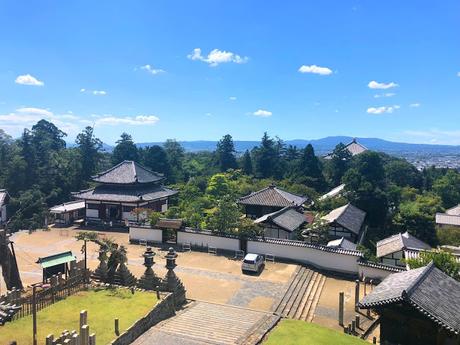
[{"xmin": 132, "ymin": 137, "xmax": 460, "ymax": 155}]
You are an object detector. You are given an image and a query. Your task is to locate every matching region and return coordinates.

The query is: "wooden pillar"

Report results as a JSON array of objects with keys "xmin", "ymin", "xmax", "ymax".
[
  {"xmin": 114, "ymin": 318, "xmax": 120, "ymax": 336},
  {"xmin": 354, "ymin": 279, "xmax": 360, "ymax": 312}
]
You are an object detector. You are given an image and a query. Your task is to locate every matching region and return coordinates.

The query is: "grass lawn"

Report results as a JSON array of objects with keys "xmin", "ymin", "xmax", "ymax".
[
  {"xmin": 265, "ymin": 320, "xmax": 369, "ymax": 345},
  {"xmin": 0, "ymin": 288, "xmax": 158, "ymax": 345}
]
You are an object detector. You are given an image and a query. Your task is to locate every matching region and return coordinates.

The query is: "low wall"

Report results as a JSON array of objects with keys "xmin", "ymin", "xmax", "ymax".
[
  {"xmin": 177, "ymin": 229, "xmax": 240, "ymax": 252},
  {"xmin": 110, "ymin": 293, "xmax": 175, "ymax": 345},
  {"xmin": 129, "ymin": 226, "xmax": 163, "ymax": 243},
  {"xmin": 247, "ymin": 238, "xmax": 361, "ymax": 275},
  {"xmin": 358, "ymin": 261, "xmax": 404, "ymax": 282}
]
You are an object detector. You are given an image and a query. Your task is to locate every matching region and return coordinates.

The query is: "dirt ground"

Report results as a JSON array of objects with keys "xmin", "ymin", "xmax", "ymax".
[{"xmin": 2, "ymin": 228, "xmax": 296, "ymax": 311}]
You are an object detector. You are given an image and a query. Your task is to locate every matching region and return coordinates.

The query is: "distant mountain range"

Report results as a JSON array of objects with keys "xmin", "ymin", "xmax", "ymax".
[{"xmin": 126, "ymin": 136, "xmax": 460, "ymax": 155}]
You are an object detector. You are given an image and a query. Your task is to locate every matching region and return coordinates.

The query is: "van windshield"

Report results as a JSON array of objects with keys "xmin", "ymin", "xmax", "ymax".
[{"xmin": 243, "ymin": 259, "xmax": 255, "ymax": 264}]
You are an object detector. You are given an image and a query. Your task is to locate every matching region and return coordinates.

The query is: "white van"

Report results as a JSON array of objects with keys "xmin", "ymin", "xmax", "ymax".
[{"xmin": 242, "ymin": 253, "xmax": 265, "ymax": 274}]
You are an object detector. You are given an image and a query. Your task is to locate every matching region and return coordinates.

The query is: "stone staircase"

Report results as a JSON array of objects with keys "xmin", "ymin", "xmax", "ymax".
[{"xmin": 274, "ymin": 266, "xmax": 327, "ymax": 322}]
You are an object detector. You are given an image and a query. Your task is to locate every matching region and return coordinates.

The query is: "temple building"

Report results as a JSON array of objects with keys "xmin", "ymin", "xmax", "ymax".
[
  {"xmin": 73, "ymin": 161, "xmax": 177, "ymax": 227},
  {"xmin": 324, "ymin": 138, "xmax": 368, "ymax": 159},
  {"xmin": 376, "ymin": 231, "xmax": 431, "ymax": 268},
  {"xmin": 238, "ymin": 185, "xmax": 308, "ymax": 219},
  {"xmin": 359, "ymin": 262, "xmax": 460, "ymax": 345},
  {"xmin": 254, "ymin": 206, "xmax": 309, "ymax": 239},
  {"xmin": 436, "ymin": 204, "xmax": 460, "ymax": 228},
  {"xmin": 321, "ymin": 203, "xmax": 366, "ymax": 243}
]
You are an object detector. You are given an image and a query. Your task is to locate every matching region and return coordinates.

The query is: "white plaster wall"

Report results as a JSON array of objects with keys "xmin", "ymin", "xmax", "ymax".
[
  {"xmin": 177, "ymin": 231, "xmax": 240, "ymax": 251},
  {"xmin": 358, "ymin": 265, "xmax": 396, "ymax": 281},
  {"xmin": 247, "ymin": 239, "xmax": 360, "ymax": 274},
  {"xmin": 129, "ymin": 227, "xmax": 163, "ymax": 243},
  {"xmin": 86, "ymin": 209, "xmax": 99, "ymax": 218}
]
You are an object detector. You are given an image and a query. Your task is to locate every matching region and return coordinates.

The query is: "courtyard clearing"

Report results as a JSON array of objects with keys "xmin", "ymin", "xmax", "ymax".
[
  {"xmin": 0, "ymin": 288, "xmax": 158, "ymax": 345},
  {"xmin": 6, "ymin": 228, "xmax": 295, "ymax": 311}
]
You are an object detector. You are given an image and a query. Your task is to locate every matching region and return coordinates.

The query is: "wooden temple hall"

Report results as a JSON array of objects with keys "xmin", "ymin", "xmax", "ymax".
[{"xmin": 73, "ymin": 161, "xmax": 177, "ymax": 227}]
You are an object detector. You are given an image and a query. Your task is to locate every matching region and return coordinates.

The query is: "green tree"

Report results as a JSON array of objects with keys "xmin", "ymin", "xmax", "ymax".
[
  {"xmin": 76, "ymin": 126, "xmax": 102, "ymax": 181},
  {"xmin": 296, "ymin": 144, "xmax": 326, "ymax": 191},
  {"xmin": 432, "ymin": 170, "xmax": 460, "ymax": 208},
  {"xmin": 208, "ymin": 197, "xmax": 240, "ymax": 233},
  {"xmin": 216, "ymin": 134, "xmax": 237, "ymax": 172},
  {"xmin": 206, "ymin": 173, "xmax": 234, "ymax": 200},
  {"xmin": 405, "ymin": 250, "xmax": 460, "ymax": 281},
  {"xmin": 385, "ymin": 159, "xmax": 422, "ymax": 188},
  {"xmin": 343, "ymin": 151, "xmax": 387, "ymax": 227},
  {"xmin": 437, "ymin": 227, "xmax": 460, "ymax": 246},
  {"xmin": 164, "ymin": 139, "xmax": 185, "ymax": 182},
  {"xmin": 141, "ymin": 145, "xmax": 172, "ymax": 176},
  {"xmin": 253, "ymin": 132, "xmax": 278, "ymax": 178},
  {"xmin": 241, "ymin": 150, "xmax": 253, "ymax": 175},
  {"xmin": 328, "ymin": 143, "xmax": 352, "ymax": 185},
  {"xmin": 393, "ymin": 193, "xmax": 442, "ymax": 245},
  {"xmin": 112, "ymin": 133, "xmax": 139, "ymax": 164}
]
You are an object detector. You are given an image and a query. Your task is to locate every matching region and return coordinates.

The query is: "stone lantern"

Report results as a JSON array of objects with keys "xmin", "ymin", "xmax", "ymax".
[
  {"xmin": 137, "ymin": 247, "xmax": 161, "ymax": 291},
  {"xmin": 163, "ymin": 247, "xmax": 186, "ymax": 308}
]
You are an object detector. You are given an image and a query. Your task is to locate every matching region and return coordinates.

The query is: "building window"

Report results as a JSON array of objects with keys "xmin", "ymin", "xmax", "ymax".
[{"xmin": 87, "ymin": 203, "xmax": 99, "ymax": 210}]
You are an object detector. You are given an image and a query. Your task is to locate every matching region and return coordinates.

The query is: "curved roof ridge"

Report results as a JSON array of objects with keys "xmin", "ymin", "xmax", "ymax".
[{"xmin": 403, "ymin": 261, "xmax": 435, "ymax": 298}]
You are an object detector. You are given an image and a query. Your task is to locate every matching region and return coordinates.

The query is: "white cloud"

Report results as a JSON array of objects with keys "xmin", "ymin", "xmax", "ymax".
[
  {"xmin": 229, "ymin": 96, "xmax": 237, "ymax": 101},
  {"xmin": 368, "ymin": 81, "xmax": 398, "ymax": 89},
  {"xmin": 374, "ymin": 93, "xmax": 396, "ymax": 98},
  {"xmin": 94, "ymin": 115, "xmax": 159, "ymax": 126},
  {"xmin": 187, "ymin": 48, "xmax": 248, "ymax": 67},
  {"xmin": 367, "ymin": 105, "xmax": 400, "ymax": 114},
  {"xmin": 404, "ymin": 129, "xmax": 460, "ymax": 145},
  {"xmin": 92, "ymin": 90, "xmax": 107, "ymax": 96},
  {"xmin": 16, "ymin": 107, "xmax": 53, "ymax": 117},
  {"xmin": 409, "ymin": 103, "xmax": 421, "ymax": 107},
  {"xmin": 140, "ymin": 64, "xmax": 165, "ymax": 75},
  {"xmin": 15, "ymin": 74, "xmax": 44, "ymax": 86},
  {"xmin": 298, "ymin": 65, "xmax": 333, "ymax": 75},
  {"xmin": 457, "ymin": 72, "xmax": 460, "ymax": 77},
  {"xmin": 253, "ymin": 109, "xmax": 272, "ymax": 117},
  {"xmin": 80, "ymin": 88, "xmax": 86, "ymax": 92}
]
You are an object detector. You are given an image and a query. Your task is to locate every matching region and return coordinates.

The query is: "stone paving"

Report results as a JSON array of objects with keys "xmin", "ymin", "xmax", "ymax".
[{"xmin": 132, "ymin": 301, "xmax": 273, "ymax": 345}]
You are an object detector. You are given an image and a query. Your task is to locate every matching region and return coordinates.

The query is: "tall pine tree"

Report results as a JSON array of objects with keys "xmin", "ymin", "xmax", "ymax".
[{"xmin": 216, "ymin": 134, "xmax": 237, "ymax": 172}]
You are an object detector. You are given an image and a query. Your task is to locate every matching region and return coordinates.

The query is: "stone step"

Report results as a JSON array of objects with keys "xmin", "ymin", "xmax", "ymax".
[
  {"xmin": 303, "ymin": 274, "xmax": 327, "ymax": 322},
  {"xmin": 282, "ymin": 267, "xmax": 311, "ymax": 317},
  {"xmin": 294, "ymin": 271, "xmax": 319, "ymax": 320},
  {"xmin": 239, "ymin": 314, "xmax": 281, "ymax": 345},
  {"xmin": 299, "ymin": 272, "xmax": 321, "ymax": 320},
  {"xmin": 287, "ymin": 270, "xmax": 315, "ymax": 319},
  {"xmin": 273, "ymin": 266, "xmax": 303, "ymax": 314}
]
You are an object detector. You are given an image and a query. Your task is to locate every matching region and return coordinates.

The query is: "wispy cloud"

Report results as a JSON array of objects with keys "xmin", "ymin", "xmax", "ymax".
[
  {"xmin": 404, "ymin": 129, "xmax": 460, "ymax": 145},
  {"xmin": 140, "ymin": 64, "xmax": 165, "ymax": 75},
  {"xmin": 368, "ymin": 81, "xmax": 398, "ymax": 89},
  {"xmin": 15, "ymin": 74, "xmax": 44, "ymax": 86},
  {"xmin": 187, "ymin": 48, "xmax": 248, "ymax": 67},
  {"xmin": 80, "ymin": 88, "xmax": 107, "ymax": 96},
  {"xmin": 367, "ymin": 105, "xmax": 400, "ymax": 114},
  {"xmin": 374, "ymin": 93, "xmax": 396, "ymax": 98},
  {"xmin": 298, "ymin": 65, "xmax": 333, "ymax": 75},
  {"xmin": 94, "ymin": 115, "xmax": 159, "ymax": 126},
  {"xmin": 457, "ymin": 72, "xmax": 460, "ymax": 77},
  {"xmin": 253, "ymin": 109, "xmax": 272, "ymax": 117},
  {"xmin": 409, "ymin": 103, "xmax": 421, "ymax": 107},
  {"xmin": 229, "ymin": 96, "xmax": 237, "ymax": 101}
]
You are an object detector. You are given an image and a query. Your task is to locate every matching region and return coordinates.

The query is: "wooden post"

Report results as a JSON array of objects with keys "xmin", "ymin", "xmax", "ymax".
[
  {"xmin": 373, "ymin": 336, "xmax": 377, "ymax": 344},
  {"xmin": 355, "ymin": 315, "xmax": 360, "ymax": 329},
  {"xmin": 156, "ymin": 289, "xmax": 160, "ymax": 300},
  {"xmin": 71, "ymin": 333, "xmax": 78, "ymax": 345},
  {"xmin": 115, "ymin": 318, "xmax": 120, "ymax": 336},
  {"xmin": 80, "ymin": 310, "xmax": 87, "ymax": 329},
  {"xmin": 46, "ymin": 335, "xmax": 54, "ymax": 345},
  {"xmin": 351, "ymin": 320, "xmax": 356, "ymax": 334},
  {"xmin": 32, "ymin": 285, "xmax": 38, "ymax": 345},
  {"xmin": 89, "ymin": 333, "xmax": 96, "ymax": 345},
  {"xmin": 354, "ymin": 279, "xmax": 360, "ymax": 312},
  {"xmin": 338, "ymin": 291, "xmax": 344, "ymax": 326},
  {"xmin": 364, "ymin": 278, "xmax": 367, "ymax": 296}
]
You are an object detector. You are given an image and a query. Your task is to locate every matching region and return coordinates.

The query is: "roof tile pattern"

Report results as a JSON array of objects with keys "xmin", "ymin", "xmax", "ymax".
[
  {"xmin": 322, "ymin": 203, "xmax": 366, "ymax": 235},
  {"xmin": 92, "ymin": 160, "xmax": 164, "ymax": 184},
  {"xmin": 436, "ymin": 213, "xmax": 460, "ymax": 226},
  {"xmin": 254, "ymin": 206, "xmax": 307, "ymax": 232},
  {"xmin": 238, "ymin": 185, "xmax": 308, "ymax": 208},
  {"xmin": 359, "ymin": 262, "xmax": 460, "ymax": 334},
  {"xmin": 74, "ymin": 185, "xmax": 177, "ymax": 203},
  {"xmin": 376, "ymin": 232, "xmax": 431, "ymax": 258}
]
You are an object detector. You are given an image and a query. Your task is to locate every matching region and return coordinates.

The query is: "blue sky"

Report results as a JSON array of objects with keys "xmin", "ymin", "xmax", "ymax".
[{"xmin": 0, "ymin": 1, "xmax": 459, "ymax": 145}]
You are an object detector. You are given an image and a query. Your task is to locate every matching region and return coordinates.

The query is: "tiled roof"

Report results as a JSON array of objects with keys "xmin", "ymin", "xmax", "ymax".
[
  {"xmin": 357, "ymin": 259, "xmax": 405, "ymax": 273},
  {"xmin": 251, "ymin": 237, "xmax": 363, "ymax": 257},
  {"xmin": 254, "ymin": 206, "xmax": 307, "ymax": 232},
  {"xmin": 49, "ymin": 200, "xmax": 85, "ymax": 214},
  {"xmin": 327, "ymin": 237, "xmax": 357, "ymax": 251},
  {"xmin": 324, "ymin": 139, "xmax": 368, "ymax": 159},
  {"xmin": 319, "ymin": 184, "xmax": 345, "ymax": 201},
  {"xmin": 359, "ymin": 262, "xmax": 460, "ymax": 334},
  {"xmin": 436, "ymin": 213, "xmax": 460, "ymax": 226},
  {"xmin": 322, "ymin": 203, "xmax": 366, "ymax": 235},
  {"xmin": 376, "ymin": 232, "xmax": 431, "ymax": 258},
  {"xmin": 238, "ymin": 185, "xmax": 308, "ymax": 208},
  {"xmin": 156, "ymin": 218, "xmax": 183, "ymax": 230},
  {"xmin": 73, "ymin": 185, "xmax": 177, "ymax": 203},
  {"xmin": 92, "ymin": 161, "xmax": 164, "ymax": 184},
  {"xmin": 0, "ymin": 189, "xmax": 10, "ymax": 206},
  {"xmin": 446, "ymin": 205, "xmax": 460, "ymax": 216}
]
